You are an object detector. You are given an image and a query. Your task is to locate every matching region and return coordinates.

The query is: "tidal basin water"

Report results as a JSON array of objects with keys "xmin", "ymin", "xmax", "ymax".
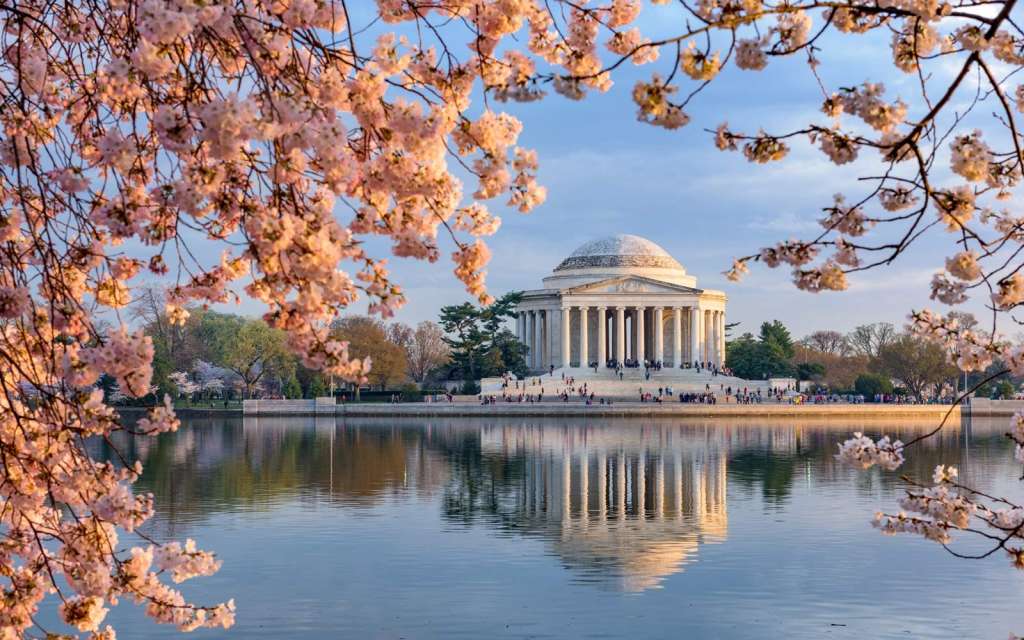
[{"xmin": 95, "ymin": 416, "xmax": 1024, "ymax": 638}]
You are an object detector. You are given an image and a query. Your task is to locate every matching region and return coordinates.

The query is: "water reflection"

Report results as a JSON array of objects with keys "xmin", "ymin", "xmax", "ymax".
[
  {"xmin": 440, "ymin": 425, "xmax": 729, "ymax": 591},
  {"xmin": 117, "ymin": 415, "xmax": 1016, "ymax": 595}
]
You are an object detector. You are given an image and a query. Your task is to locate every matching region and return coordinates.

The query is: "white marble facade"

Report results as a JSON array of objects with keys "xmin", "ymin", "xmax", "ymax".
[{"xmin": 515, "ymin": 235, "xmax": 727, "ymax": 372}]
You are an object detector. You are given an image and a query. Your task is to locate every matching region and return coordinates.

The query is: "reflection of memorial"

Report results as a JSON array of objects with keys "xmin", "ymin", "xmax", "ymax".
[
  {"xmin": 468, "ymin": 425, "xmax": 729, "ymax": 592},
  {"xmin": 129, "ymin": 417, "xmax": 995, "ymax": 593}
]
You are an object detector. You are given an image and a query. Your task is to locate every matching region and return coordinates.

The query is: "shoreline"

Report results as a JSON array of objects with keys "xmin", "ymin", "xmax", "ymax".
[
  {"xmin": 160, "ymin": 401, "xmax": 968, "ymax": 419},
  {"xmin": 117, "ymin": 398, "xmax": 1024, "ymax": 419},
  {"xmin": 333, "ymin": 403, "xmax": 966, "ymax": 418}
]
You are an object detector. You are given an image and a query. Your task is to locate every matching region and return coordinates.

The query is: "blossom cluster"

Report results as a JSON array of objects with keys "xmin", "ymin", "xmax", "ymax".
[
  {"xmin": 873, "ymin": 466, "xmax": 974, "ymax": 545},
  {"xmin": 835, "ymin": 432, "xmax": 906, "ymax": 470}
]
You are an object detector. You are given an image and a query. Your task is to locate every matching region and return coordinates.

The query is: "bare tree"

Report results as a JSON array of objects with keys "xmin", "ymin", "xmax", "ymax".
[
  {"xmin": 387, "ymin": 322, "xmax": 415, "ymax": 353},
  {"xmin": 407, "ymin": 321, "xmax": 450, "ymax": 384},
  {"xmin": 946, "ymin": 311, "xmax": 979, "ymax": 332},
  {"xmin": 847, "ymin": 323, "xmax": 897, "ymax": 359},
  {"xmin": 801, "ymin": 330, "xmax": 850, "ymax": 355}
]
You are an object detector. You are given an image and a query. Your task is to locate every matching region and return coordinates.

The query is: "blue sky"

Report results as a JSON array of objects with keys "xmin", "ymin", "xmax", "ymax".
[{"xmin": 216, "ymin": 6, "xmax": 1009, "ymax": 339}]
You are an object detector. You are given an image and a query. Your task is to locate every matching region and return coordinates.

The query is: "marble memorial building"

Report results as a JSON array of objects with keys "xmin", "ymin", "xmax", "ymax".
[{"xmin": 515, "ymin": 234, "xmax": 727, "ymax": 372}]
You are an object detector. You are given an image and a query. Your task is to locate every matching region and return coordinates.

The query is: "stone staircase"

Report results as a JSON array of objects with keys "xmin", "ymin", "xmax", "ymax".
[{"xmin": 481, "ymin": 367, "xmax": 775, "ymax": 400}]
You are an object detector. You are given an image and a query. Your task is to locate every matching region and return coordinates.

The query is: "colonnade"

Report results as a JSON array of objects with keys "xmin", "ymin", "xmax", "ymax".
[
  {"xmin": 516, "ymin": 305, "xmax": 725, "ymax": 371},
  {"xmin": 519, "ymin": 448, "xmax": 728, "ymax": 529}
]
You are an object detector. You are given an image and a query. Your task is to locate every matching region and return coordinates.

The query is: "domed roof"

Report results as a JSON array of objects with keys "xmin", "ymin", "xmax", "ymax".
[{"xmin": 554, "ymin": 234, "xmax": 684, "ymax": 272}]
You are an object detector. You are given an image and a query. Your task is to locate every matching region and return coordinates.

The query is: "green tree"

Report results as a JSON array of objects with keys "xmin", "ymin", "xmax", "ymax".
[
  {"xmin": 855, "ymin": 372, "xmax": 894, "ymax": 399},
  {"xmin": 726, "ymin": 333, "xmax": 762, "ymax": 380},
  {"xmin": 283, "ymin": 373, "xmax": 303, "ymax": 399},
  {"xmin": 796, "ymin": 362, "xmax": 825, "ymax": 382},
  {"xmin": 994, "ymin": 380, "xmax": 1016, "ymax": 399},
  {"xmin": 726, "ymin": 320, "xmax": 797, "ymax": 379},
  {"xmin": 203, "ymin": 313, "xmax": 294, "ymax": 398},
  {"xmin": 760, "ymin": 320, "xmax": 795, "ymax": 359},
  {"xmin": 488, "ymin": 329, "xmax": 529, "ymax": 377},
  {"xmin": 875, "ymin": 334, "xmax": 958, "ymax": 401},
  {"xmin": 308, "ymin": 375, "xmax": 328, "ymax": 398},
  {"xmin": 439, "ymin": 302, "xmax": 488, "ymax": 381},
  {"xmin": 439, "ymin": 292, "xmax": 524, "ymax": 381}
]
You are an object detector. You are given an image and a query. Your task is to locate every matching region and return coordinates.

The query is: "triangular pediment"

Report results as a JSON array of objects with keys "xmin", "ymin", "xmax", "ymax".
[{"xmin": 562, "ymin": 276, "xmax": 703, "ymax": 295}]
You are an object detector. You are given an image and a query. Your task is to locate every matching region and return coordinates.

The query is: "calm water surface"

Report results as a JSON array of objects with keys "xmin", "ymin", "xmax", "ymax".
[{"xmin": 90, "ymin": 416, "xmax": 1024, "ymax": 638}]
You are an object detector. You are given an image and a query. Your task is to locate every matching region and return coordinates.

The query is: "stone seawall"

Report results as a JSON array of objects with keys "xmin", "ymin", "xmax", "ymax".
[
  {"xmin": 240, "ymin": 398, "xmax": 964, "ymax": 419},
  {"xmin": 965, "ymin": 399, "xmax": 1024, "ymax": 417},
  {"xmin": 334, "ymin": 403, "xmax": 963, "ymax": 418},
  {"xmin": 242, "ymin": 397, "xmax": 337, "ymax": 415}
]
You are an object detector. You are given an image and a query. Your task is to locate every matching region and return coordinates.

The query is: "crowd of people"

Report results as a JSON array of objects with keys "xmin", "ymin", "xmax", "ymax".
[
  {"xmin": 442, "ymin": 367, "xmax": 978, "ymax": 407},
  {"xmin": 424, "ymin": 392, "xmax": 456, "ymax": 403},
  {"xmin": 679, "ymin": 392, "xmax": 717, "ymax": 404},
  {"xmin": 595, "ymin": 358, "xmax": 734, "ymax": 379},
  {"xmin": 423, "ymin": 371, "xmax": 963, "ymax": 406}
]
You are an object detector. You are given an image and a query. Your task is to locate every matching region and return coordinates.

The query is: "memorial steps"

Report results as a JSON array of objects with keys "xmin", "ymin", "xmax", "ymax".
[{"xmin": 481, "ymin": 368, "xmax": 774, "ymax": 400}]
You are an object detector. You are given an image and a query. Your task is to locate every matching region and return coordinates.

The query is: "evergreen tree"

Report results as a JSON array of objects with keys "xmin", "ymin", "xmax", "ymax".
[
  {"xmin": 726, "ymin": 320, "xmax": 798, "ymax": 379},
  {"xmin": 283, "ymin": 373, "xmax": 303, "ymax": 399},
  {"xmin": 439, "ymin": 292, "xmax": 525, "ymax": 381},
  {"xmin": 309, "ymin": 375, "xmax": 328, "ymax": 398}
]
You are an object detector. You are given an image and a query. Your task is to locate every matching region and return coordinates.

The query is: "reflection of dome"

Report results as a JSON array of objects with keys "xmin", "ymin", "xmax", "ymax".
[
  {"xmin": 543, "ymin": 234, "xmax": 696, "ymax": 288},
  {"xmin": 555, "ymin": 234, "xmax": 685, "ymax": 272},
  {"xmin": 555, "ymin": 521, "xmax": 702, "ymax": 592}
]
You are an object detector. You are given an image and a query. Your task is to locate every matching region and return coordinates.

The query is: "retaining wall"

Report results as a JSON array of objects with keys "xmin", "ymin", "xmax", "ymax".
[
  {"xmin": 242, "ymin": 397, "xmax": 336, "ymax": 415},
  {"xmin": 333, "ymin": 403, "xmax": 962, "ymax": 418},
  {"xmin": 964, "ymin": 398, "xmax": 1024, "ymax": 417},
  {"xmin": 238, "ymin": 398, "xmax": 963, "ymax": 419}
]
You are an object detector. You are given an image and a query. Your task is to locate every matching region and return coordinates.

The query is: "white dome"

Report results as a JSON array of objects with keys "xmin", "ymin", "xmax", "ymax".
[
  {"xmin": 543, "ymin": 234, "xmax": 694, "ymax": 289},
  {"xmin": 555, "ymin": 234, "xmax": 684, "ymax": 272}
]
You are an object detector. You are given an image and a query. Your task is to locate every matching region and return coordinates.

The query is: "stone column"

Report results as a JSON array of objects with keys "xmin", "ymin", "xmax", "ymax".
[
  {"xmin": 636, "ymin": 306, "xmax": 645, "ymax": 363},
  {"xmin": 561, "ymin": 306, "xmax": 571, "ymax": 369},
  {"xmin": 622, "ymin": 309, "xmax": 630, "ymax": 360},
  {"xmin": 654, "ymin": 307, "xmax": 664, "ymax": 364},
  {"xmin": 719, "ymin": 311, "xmax": 727, "ymax": 368},
  {"xmin": 708, "ymin": 310, "xmax": 716, "ymax": 366},
  {"xmin": 704, "ymin": 309, "xmax": 712, "ymax": 364},
  {"xmin": 533, "ymin": 310, "xmax": 544, "ymax": 370},
  {"xmin": 701, "ymin": 309, "xmax": 708, "ymax": 365},
  {"xmin": 672, "ymin": 307, "xmax": 682, "ymax": 368},
  {"xmin": 710, "ymin": 310, "xmax": 716, "ymax": 366},
  {"xmin": 716, "ymin": 311, "xmax": 723, "ymax": 366},
  {"xmin": 596, "ymin": 307, "xmax": 607, "ymax": 367},
  {"xmin": 690, "ymin": 307, "xmax": 700, "ymax": 366},
  {"xmin": 549, "ymin": 307, "xmax": 557, "ymax": 371},
  {"xmin": 527, "ymin": 311, "xmax": 536, "ymax": 369},
  {"xmin": 579, "ymin": 306, "xmax": 588, "ymax": 369},
  {"xmin": 615, "ymin": 307, "xmax": 625, "ymax": 364}
]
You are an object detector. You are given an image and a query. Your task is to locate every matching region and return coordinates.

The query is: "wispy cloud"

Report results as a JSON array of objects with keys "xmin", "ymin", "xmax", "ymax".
[{"xmin": 747, "ymin": 211, "xmax": 821, "ymax": 233}]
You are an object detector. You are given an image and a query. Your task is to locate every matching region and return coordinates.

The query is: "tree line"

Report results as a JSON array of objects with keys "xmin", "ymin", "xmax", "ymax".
[
  {"xmin": 136, "ymin": 286, "xmax": 997, "ymax": 403},
  {"xmin": 726, "ymin": 317, "xmax": 996, "ymax": 401},
  {"xmin": 130, "ymin": 289, "xmax": 531, "ymax": 402},
  {"xmin": 131, "ymin": 289, "xmax": 451, "ymax": 402}
]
